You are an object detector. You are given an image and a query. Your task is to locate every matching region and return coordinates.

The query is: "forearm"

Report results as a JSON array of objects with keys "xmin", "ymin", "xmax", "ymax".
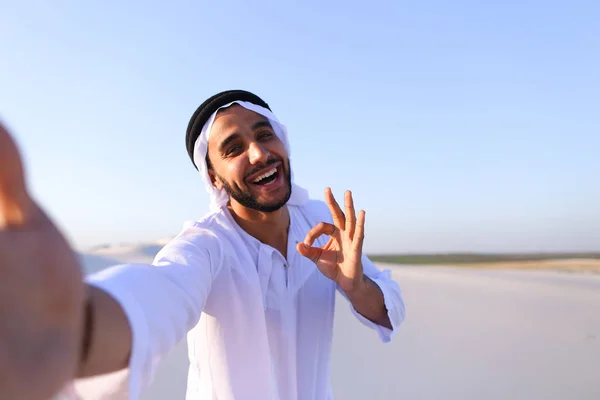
[
  {"xmin": 344, "ymin": 274, "xmax": 392, "ymax": 330},
  {"xmin": 77, "ymin": 285, "xmax": 132, "ymax": 378}
]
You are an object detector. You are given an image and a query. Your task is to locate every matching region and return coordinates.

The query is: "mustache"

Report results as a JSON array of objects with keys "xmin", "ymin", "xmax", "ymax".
[{"xmin": 244, "ymin": 157, "xmax": 282, "ymax": 180}]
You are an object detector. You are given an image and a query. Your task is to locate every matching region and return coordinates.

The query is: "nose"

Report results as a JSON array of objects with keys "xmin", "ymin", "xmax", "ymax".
[{"xmin": 247, "ymin": 141, "xmax": 270, "ymax": 164}]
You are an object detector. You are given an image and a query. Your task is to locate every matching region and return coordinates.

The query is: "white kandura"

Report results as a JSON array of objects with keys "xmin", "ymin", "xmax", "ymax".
[{"xmin": 58, "ymin": 101, "xmax": 405, "ymax": 399}]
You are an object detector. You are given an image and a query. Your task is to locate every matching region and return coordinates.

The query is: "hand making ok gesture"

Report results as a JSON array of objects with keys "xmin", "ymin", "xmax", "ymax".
[
  {"xmin": 0, "ymin": 122, "xmax": 86, "ymax": 400},
  {"xmin": 297, "ymin": 187, "xmax": 366, "ymax": 294}
]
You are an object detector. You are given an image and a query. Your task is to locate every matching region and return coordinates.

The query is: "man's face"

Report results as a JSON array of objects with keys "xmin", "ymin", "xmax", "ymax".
[{"xmin": 206, "ymin": 104, "xmax": 292, "ymax": 212}]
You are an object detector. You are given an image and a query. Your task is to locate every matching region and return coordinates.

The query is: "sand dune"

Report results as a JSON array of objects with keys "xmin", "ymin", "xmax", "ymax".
[
  {"xmin": 77, "ymin": 247, "xmax": 600, "ymax": 399},
  {"xmin": 79, "ymin": 254, "xmax": 123, "ymax": 275},
  {"xmin": 83, "ymin": 241, "xmax": 170, "ymax": 265}
]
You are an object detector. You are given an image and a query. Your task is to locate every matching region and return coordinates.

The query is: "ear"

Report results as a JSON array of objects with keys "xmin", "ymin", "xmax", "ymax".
[{"xmin": 207, "ymin": 169, "xmax": 224, "ymax": 190}]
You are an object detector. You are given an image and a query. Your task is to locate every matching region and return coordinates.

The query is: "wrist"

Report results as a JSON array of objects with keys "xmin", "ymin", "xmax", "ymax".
[{"xmin": 343, "ymin": 274, "xmax": 369, "ymax": 301}]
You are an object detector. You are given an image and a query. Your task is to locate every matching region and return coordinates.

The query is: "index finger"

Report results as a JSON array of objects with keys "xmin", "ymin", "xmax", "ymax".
[{"xmin": 303, "ymin": 221, "xmax": 337, "ymax": 247}]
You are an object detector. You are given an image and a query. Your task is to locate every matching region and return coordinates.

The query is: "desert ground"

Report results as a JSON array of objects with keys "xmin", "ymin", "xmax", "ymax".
[{"xmin": 72, "ymin": 245, "xmax": 600, "ymax": 399}]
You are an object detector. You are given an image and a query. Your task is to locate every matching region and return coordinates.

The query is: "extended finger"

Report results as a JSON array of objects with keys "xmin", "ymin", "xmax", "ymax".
[
  {"xmin": 0, "ymin": 122, "xmax": 32, "ymax": 227},
  {"xmin": 325, "ymin": 187, "xmax": 345, "ymax": 230},
  {"xmin": 344, "ymin": 190, "xmax": 356, "ymax": 239},
  {"xmin": 352, "ymin": 210, "xmax": 366, "ymax": 253},
  {"xmin": 303, "ymin": 221, "xmax": 336, "ymax": 247}
]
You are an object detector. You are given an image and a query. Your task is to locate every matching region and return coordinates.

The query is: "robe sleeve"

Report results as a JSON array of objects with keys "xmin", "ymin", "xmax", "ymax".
[
  {"xmin": 339, "ymin": 254, "xmax": 406, "ymax": 343},
  {"xmin": 68, "ymin": 225, "xmax": 224, "ymax": 400}
]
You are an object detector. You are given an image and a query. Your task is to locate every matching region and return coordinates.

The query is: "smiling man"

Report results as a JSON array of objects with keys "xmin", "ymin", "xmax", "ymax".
[
  {"xmin": 205, "ymin": 104, "xmax": 292, "ymax": 213},
  {"xmin": 0, "ymin": 90, "xmax": 405, "ymax": 400}
]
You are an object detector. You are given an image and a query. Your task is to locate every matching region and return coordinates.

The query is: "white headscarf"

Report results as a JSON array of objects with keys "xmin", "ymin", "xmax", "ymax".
[{"xmin": 192, "ymin": 100, "xmax": 309, "ymax": 212}]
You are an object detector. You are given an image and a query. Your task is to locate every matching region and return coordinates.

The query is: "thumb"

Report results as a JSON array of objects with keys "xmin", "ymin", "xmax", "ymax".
[
  {"xmin": 0, "ymin": 122, "xmax": 34, "ymax": 227},
  {"xmin": 296, "ymin": 242, "xmax": 322, "ymax": 263}
]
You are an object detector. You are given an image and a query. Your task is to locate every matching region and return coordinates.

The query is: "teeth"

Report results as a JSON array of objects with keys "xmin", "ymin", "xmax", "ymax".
[{"xmin": 252, "ymin": 167, "xmax": 277, "ymax": 183}]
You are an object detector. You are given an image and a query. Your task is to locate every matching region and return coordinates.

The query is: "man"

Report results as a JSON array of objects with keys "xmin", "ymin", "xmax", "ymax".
[{"xmin": 0, "ymin": 90, "xmax": 405, "ymax": 400}]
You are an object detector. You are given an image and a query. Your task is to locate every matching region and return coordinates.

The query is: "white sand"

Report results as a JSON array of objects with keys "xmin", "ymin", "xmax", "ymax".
[
  {"xmin": 330, "ymin": 266, "xmax": 600, "ymax": 399},
  {"xmin": 80, "ymin": 249, "xmax": 600, "ymax": 399}
]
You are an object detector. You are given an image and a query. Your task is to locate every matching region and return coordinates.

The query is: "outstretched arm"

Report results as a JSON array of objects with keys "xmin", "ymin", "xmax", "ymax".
[
  {"xmin": 74, "ymin": 232, "xmax": 220, "ymax": 399},
  {"xmin": 77, "ymin": 285, "xmax": 132, "ymax": 378},
  {"xmin": 0, "ymin": 122, "xmax": 216, "ymax": 400}
]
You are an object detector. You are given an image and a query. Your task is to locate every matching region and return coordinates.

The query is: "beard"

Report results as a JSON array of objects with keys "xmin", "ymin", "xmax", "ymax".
[{"xmin": 216, "ymin": 158, "xmax": 292, "ymax": 213}]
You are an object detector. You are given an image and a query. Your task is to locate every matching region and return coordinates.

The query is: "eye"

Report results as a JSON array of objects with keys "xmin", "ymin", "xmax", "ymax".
[
  {"xmin": 257, "ymin": 131, "xmax": 273, "ymax": 140},
  {"xmin": 225, "ymin": 144, "xmax": 242, "ymax": 156}
]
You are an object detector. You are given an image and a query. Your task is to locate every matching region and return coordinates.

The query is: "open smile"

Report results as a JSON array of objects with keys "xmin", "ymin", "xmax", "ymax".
[{"xmin": 246, "ymin": 162, "xmax": 284, "ymax": 191}]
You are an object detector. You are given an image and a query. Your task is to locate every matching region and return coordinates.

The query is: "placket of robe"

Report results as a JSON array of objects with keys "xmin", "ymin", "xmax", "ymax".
[{"xmin": 259, "ymin": 245, "xmax": 299, "ymax": 400}]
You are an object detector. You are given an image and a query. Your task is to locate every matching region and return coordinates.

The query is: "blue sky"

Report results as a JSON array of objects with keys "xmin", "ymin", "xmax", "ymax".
[{"xmin": 1, "ymin": 0, "xmax": 599, "ymax": 253}]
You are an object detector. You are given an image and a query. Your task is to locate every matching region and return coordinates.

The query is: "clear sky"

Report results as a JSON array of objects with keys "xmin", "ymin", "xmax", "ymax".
[{"xmin": 1, "ymin": 1, "xmax": 599, "ymax": 253}]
